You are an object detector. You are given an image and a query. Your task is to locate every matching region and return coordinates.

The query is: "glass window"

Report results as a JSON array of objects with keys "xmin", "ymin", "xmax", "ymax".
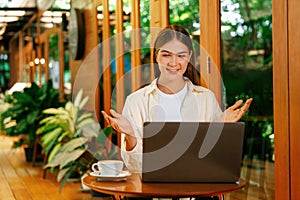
[{"xmin": 221, "ymin": 0, "xmax": 274, "ymax": 199}]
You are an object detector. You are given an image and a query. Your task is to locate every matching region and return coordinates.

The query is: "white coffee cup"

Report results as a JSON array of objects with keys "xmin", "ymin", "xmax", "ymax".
[{"xmin": 91, "ymin": 160, "xmax": 123, "ymax": 176}]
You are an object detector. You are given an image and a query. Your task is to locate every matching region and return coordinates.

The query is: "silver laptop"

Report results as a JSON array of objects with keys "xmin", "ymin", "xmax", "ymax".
[{"xmin": 142, "ymin": 122, "xmax": 245, "ymax": 183}]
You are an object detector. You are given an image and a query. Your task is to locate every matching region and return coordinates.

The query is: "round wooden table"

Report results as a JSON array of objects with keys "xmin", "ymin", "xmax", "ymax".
[{"xmin": 83, "ymin": 173, "xmax": 246, "ymax": 199}]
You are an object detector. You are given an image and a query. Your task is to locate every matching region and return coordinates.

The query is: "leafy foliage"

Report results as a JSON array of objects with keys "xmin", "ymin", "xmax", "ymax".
[
  {"xmin": 39, "ymin": 89, "xmax": 117, "ymax": 191},
  {"xmin": 169, "ymin": 0, "xmax": 199, "ymax": 33},
  {"xmin": 220, "ymin": 0, "xmax": 273, "ymax": 117},
  {"xmin": 2, "ymin": 80, "xmax": 63, "ymax": 148},
  {"xmin": 0, "ymin": 92, "xmax": 12, "ymax": 132}
]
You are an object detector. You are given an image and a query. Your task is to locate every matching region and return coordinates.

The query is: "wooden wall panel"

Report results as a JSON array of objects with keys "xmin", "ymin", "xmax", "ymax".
[{"xmin": 288, "ymin": 0, "xmax": 300, "ymax": 198}]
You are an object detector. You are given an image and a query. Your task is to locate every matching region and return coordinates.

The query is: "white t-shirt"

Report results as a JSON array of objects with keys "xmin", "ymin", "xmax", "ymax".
[
  {"xmin": 121, "ymin": 78, "xmax": 223, "ymax": 173},
  {"xmin": 155, "ymin": 83, "xmax": 188, "ymax": 121}
]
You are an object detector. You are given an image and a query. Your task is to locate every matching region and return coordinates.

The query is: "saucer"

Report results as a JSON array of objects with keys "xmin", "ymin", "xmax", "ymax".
[{"xmin": 90, "ymin": 170, "xmax": 131, "ymax": 181}]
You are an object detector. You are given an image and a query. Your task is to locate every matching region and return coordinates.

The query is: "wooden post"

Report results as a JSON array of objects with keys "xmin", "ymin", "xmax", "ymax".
[
  {"xmin": 115, "ymin": 0, "xmax": 125, "ymax": 113},
  {"xmin": 149, "ymin": 0, "xmax": 169, "ymax": 80},
  {"xmin": 102, "ymin": 0, "xmax": 112, "ymax": 116},
  {"xmin": 199, "ymin": 0, "xmax": 222, "ymax": 108},
  {"xmin": 130, "ymin": 0, "xmax": 141, "ymax": 92}
]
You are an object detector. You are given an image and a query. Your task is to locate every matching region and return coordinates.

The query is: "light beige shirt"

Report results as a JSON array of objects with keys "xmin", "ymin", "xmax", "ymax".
[{"xmin": 121, "ymin": 78, "xmax": 223, "ymax": 173}]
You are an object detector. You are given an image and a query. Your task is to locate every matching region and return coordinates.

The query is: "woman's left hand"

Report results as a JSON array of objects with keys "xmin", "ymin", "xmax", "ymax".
[
  {"xmin": 101, "ymin": 109, "xmax": 134, "ymax": 136},
  {"xmin": 223, "ymin": 98, "xmax": 253, "ymax": 122}
]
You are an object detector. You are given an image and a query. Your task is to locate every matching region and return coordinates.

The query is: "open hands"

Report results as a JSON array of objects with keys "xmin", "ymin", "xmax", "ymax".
[
  {"xmin": 101, "ymin": 109, "xmax": 137, "ymax": 151},
  {"xmin": 101, "ymin": 109, "xmax": 134, "ymax": 136},
  {"xmin": 223, "ymin": 98, "xmax": 253, "ymax": 122}
]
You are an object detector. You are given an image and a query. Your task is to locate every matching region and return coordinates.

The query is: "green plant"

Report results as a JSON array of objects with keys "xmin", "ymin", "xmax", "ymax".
[
  {"xmin": 37, "ymin": 89, "xmax": 117, "ymax": 191},
  {"xmin": 0, "ymin": 92, "xmax": 12, "ymax": 132},
  {"xmin": 2, "ymin": 80, "xmax": 63, "ymax": 148},
  {"xmin": 36, "ymin": 89, "xmax": 92, "ymax": 159}
]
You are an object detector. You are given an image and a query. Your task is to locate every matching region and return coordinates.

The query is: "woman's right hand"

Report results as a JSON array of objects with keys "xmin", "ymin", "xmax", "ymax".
[{"xmin": 101, "ymin": 109, "xmax": 137, "ymax": 150}]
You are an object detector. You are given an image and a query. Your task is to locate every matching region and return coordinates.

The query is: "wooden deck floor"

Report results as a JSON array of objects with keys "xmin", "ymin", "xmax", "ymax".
[{"xmin": 0, "ymin": 135, "xmax": 274, "ymax": 200}]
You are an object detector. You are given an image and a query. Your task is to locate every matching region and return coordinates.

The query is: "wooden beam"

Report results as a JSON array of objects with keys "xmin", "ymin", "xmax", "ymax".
[{"xmin": 10, "ymin": 13, "xmax": 37, "ymax": 42}]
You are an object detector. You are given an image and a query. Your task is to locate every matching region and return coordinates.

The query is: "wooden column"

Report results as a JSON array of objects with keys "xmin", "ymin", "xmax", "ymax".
[
  {"xmin": 199, "ymin": 0, "xmax": 222, "ymax": 107},
  {"xmin": 289, "ymin": 0, "xmax": 300, "ymax": 198},
  {"xmin": 130, "ymin": 0, "xmax": 141, "ymax": 92},
  {"xmin": 36, "ymin": 10, "xmax": 42, "ymax": 86},
  {"xmin": 273, "ymin": 0, "xmax": 289, "ymax": 199},
  {"xmin": 58, "ymin": 29, "xmax": 64, "ymax": 101},
  {"xmin": 273, "ymin": 0, "xmax": 300, "ymax": 199},
  {"xmin": 44, "ymin": 38, "xmax": 49, "ymax": 81},
  {"xmin": 149, "ymin": 0, "xmax": 169, "ymax": 28},
  {"xmin": 149, "ymin": 0, "xmax": 169, "ymax": 80},
  {"xmin": 102, "ymin": 0, "xmax": 112, "ymax": 115},
  {"xmin": 115, "ymin": 0, "xmax": 125, "ymax": 113}
]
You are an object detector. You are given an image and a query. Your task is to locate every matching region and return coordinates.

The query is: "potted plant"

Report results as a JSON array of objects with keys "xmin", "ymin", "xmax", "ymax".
[
  {"xmin": 2, "ymin": 80, "xmax": 63, "ymax": 161},
  {"xmin": 37, "ymin": 89, "xmax": 118, "ymax": 191}
]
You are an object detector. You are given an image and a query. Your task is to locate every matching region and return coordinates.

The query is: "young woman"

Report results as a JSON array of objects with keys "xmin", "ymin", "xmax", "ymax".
[{"xmin": 102, "ymin": 25, "xmax": 253, "ymax": 173}]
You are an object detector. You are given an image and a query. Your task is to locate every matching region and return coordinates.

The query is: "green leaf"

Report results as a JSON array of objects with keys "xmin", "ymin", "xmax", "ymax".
[
  {"xmin": 60, "ymin": 137, "xmax": 88, "ymax": 152},
  {"xmin": 74, "ymin": 89, "xmax": 83, "ymax": 107},
  {"xmin": 24, "ymin": 82, "xmax": 39, "ymax": 98},
  {"xmin": 60, "ymin": 149, "xmax": 85, "ymax": 169},
  {"xmin": 103, "ymin": 126, "xmax": 113, "ymax": 137},
  {"xmin": 27, "ymin": 110, "xmax": 40, "ymax": 124},
  {"xmin": 59, "ymin": 166, "xmax": 77, "ymax": 192},
  {"xmin": 45, "ymin": 152, "xmax": 66, "ymax": 168},
  {"xmin": 64, "ymin": 102, "xmax": 78, "ymax": 122},
  {"xmin": 44, "ymin": 132, "xmax": 61, "ymax": 154},
  {"xmin": 78, "ymin": 96, "xmax": 89, "ymax": 109},
  {"xmin": 15, "ymin": 118, "xmax": 28, "ymax": 133},
  {"xmin": 39, "ymin": 116, "xmax": 56, "ymax": 125},
  {"xmin": 5, "ymin": 126, "xmax": 15, "ymax": 135},
  {"xmin": 12, "ymin": 91, "xmax": 34, "ymax": 104},
  {"xmin": 43, "ymin": 108, "xmax": 68, "ymax": 115},
  {"xmin": 41, "ymin": 127, "xmax": 63, "ymax": 147},
  {"xmin": 77, "ymin": 118, "xmax": 95, "ymax": 129},
  {"xmin": 80, "ymin": 122, "xmax": 100, "ymax": 138},
  {"xmin": 7, "ymin": 103, "xmax": 23, "ymax": 112},
  {"xmin": 48, "ymin": 143, "xmax": 62, "ymax": 163},
  {"xmin": 65, "ymin": 101, "xmax": 72, "ymax": 111},
  {"xmin": 57, "ymin": 131, "xmax": 70, "ymax": 142},
  {"xmin": 46, "ymin": 147, "xmax": 85, "ymax": 170},
  {"xmin": 57, "ymin": 167, "xmax": 70, "ymax": 182},
  {"xmin": 96, "ymin": 126, "xmax": 113, "ymax": 144},
  {"xmin": 77, "ymin": 112, "xmax": 93, "ymax": 124}
]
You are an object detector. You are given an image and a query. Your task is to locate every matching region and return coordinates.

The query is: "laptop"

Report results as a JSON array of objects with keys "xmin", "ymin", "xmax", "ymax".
[{"xmin": 142, "ymin": 122, "xmax": 245, "ymax": 183}]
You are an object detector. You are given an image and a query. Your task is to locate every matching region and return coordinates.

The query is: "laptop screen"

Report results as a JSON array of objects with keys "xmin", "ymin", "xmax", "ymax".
[{"xmin": 142, "ymin": 122, "xmax": 245, "ymax": 183}]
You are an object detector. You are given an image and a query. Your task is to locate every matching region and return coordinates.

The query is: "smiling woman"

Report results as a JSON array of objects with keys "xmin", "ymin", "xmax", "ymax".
[{"xmin": 101, "ymin": 25, "xmax": 252, "ymax": 175}]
